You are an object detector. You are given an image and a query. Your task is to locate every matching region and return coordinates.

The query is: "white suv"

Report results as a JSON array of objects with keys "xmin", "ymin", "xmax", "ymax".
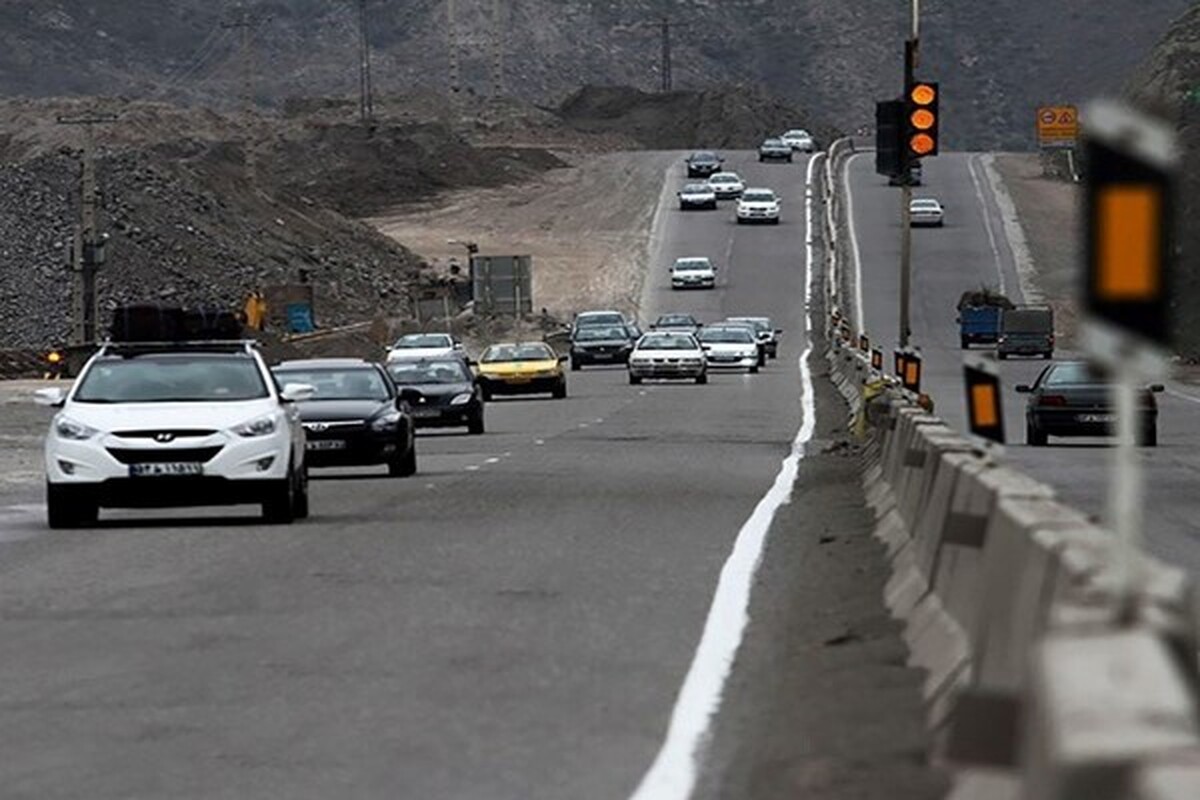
[{"xmin": 35, "ymin": 341, "xmax": 314, "ymax": 528}]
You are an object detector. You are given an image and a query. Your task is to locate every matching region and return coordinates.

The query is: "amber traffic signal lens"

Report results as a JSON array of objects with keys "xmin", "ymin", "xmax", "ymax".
[
  {"xmin": 910, "ymin": 134, "xmax": 936, "ymax": 156},
  {"xmin": 911, "ymin": 84, "xmax": 937, "ymax": 106},
  {"xmin": 47, "ymin": 351, "xmax": 62, "ymax": 364},
  {"xmin": 911, "ymin": 109, "xmax": 935, "ymax": 130}
]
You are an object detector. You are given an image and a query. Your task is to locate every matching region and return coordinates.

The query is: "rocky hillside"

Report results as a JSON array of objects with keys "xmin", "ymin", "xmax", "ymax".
[
  {"xmin": 1126, "ymin": 3, "xmax": 1200, "ymax": 354},
  {"xmin": 0, "ymin": 98, "xmax": 563, "ymax": 348},
  {"xmin": 0, "ymin": 1, "xmax": 1190, "ymax": 149}
]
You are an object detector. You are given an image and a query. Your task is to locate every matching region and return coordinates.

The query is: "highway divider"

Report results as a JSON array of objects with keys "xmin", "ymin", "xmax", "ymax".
[{"xmin": 819, "ymin": 142, "xmax": 1200, "ymax": 799}]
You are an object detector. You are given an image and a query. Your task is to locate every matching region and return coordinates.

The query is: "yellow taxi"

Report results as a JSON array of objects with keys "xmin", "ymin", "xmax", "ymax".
[{"xmin": 475, "ymin": 342, "xmax": 568, "ymax": 400}]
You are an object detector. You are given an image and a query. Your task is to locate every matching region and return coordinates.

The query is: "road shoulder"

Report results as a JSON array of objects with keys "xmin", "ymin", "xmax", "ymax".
[{"xmin": 693, "ymin": 356, "xmax": 946, "ymax": 800}]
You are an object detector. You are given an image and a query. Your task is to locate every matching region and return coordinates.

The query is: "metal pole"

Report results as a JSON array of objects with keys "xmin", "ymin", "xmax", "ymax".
[
  {"xmin": 491, "ymin": 0, "xmax": 504, "ymax": 99},
  {"xmin": 1113, "ymin": 370, "xmax": 1142, "ymax": 617},
  {"xmin": 661, "ymin": 17, "xmax": 672, "ymax": 92},
  {"xmin": 900, "ymin": 183, "xmax": 912, "ymax": 347},
  {"xmin": 447, "ymin": 0, "xmax": 461, "ymax": 99},
  {"xmin": 358, "ymin": 0, "xmax": 375, "ymax": 122}
]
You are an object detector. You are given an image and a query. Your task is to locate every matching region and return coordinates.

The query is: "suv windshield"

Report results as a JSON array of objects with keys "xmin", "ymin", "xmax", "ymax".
[
  {"xmin": 674, "ymin": 260, "xmax": 711, "ymax": 271},
  {"xmin": 273, "ymin": 367, "xmax": 391, "ymax": 401},
  {"xmin": 75, "ymin": 354, "xmax": 269, "ymax": 403},
  {"xmin": 742, "ymin": 191, "xmax": 776, "ymax": 202},
  {"xmin": 387, "ymin": 361, "xmax": 471, "ymax": 385},
  {"xmin": 576, "ymin": 313, "xmax": 624, "ymax": 327},
  {"xmin": 656, "ymin": 315, "xmax": 696, "ymax": 326}
]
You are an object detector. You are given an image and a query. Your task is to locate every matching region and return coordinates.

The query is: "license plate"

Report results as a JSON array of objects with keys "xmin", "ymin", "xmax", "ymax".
[
  {"xmin": 306, "ymin": 439, "xmax": 347, "ymax": 451},
  {"xmin": 1078, "ymin": 414, "xmax": 1116, "ymax": 424},
  {"xmin": 505, "ymin": 377, "xmax": 532, "ymax": 384},
  {"xmin": 412, "ymin": 408, "xmax": 442, "ymax": 418},
  {"xmin": 129, "ymin": 462, "xmax": 203, "ymax": 477}
]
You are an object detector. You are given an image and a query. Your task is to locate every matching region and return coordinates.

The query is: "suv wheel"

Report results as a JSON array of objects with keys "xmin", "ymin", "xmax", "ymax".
[
  {"xmin": 1140, "ymin": 425, "xmax": 1158, "ymax": 448},
  {"xmin": 629, "ymin": 374, "xmax": 642, "ymax": 385},
  {"xmin": 46, "ymin": 483, "xmax": 98, "ymax": 530},
  {"xmin": 552, "ymin": 381, "xmax": 568, "ymax": 400},
  {"xmin": 293, "ymin": 465, "xmax": 310, "ymax": 520},
  {"xmin": 263, "ymin": 465, "xmax": 297, "ymax": 524},
  {"xmin": 468, "ymin": 411, "xmax": 485, "ymax": 435}
]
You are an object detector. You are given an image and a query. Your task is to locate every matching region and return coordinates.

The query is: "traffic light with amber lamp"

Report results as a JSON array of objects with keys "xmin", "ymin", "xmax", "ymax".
[{"xmin": 906, "ymin": 82, "xmax": 939, "ymax": 159}]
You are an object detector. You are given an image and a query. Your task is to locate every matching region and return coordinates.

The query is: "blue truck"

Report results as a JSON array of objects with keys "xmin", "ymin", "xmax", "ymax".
[{"xmin": 957, "ymin": 290, "xmax": 1014, "ymax": 349}]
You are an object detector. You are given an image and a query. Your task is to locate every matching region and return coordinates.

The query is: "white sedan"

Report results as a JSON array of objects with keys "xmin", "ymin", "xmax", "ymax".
[
  {"xmin": 706, "ymin": 172, "xmax": 745, "ymax": 199},
  {"xmin": 386, "ymin": 332, "xmax": 463, "ymax": 362},
  {"xmin": 670, "ymin": 257, "xmax": 717, "ymax": 290},
  {"xmin": 909, "ymin": 198, "xmax": 945, "ymax": 227},
  {"xmin": 781, "ymin": 129, "xmax": 815, "ymax": 152},
  {"xmin": 736, "ymin": 189, "xmax": 781, "ymax": 225},
  {"xmin": 698, "ymin": 324, "xmax": 760, "ymax": 373},
  {"xmin": 628, "ymin": 331, "xmax": 708, "ymax": 385},
  {"xmin": 678, "ymin": 182, "xmax": 717, "ymax": 210}
]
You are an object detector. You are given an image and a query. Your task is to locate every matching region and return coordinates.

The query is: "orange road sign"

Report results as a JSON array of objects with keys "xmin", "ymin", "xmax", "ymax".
[{"xmin": 1037, "ymin": 105, "xmax": 1079, "ymax": 149}]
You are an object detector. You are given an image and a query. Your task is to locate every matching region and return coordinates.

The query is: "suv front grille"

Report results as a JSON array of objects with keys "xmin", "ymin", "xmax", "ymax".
[{"xmin": 106, "ymin": 446, "xmax": 224, "ymax": 465}]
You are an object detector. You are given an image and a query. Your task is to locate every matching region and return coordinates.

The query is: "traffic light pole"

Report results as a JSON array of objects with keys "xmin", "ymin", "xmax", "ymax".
[{"xmin": 899, "ymin": 29, "xmax": 918, "ymax": 348}]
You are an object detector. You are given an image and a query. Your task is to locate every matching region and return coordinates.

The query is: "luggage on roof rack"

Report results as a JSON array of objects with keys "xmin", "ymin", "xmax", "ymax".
[{"xmin": 110, "ymin": 304, "xmax": 244, "ymax": 343}]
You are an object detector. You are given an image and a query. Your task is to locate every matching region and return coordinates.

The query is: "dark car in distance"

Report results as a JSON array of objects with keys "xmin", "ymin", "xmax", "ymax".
[
  {"xmin": 998, "ymin": 307, "xmax": 1055, "ymax": 360},
  {"xmin": 1017, "ymin": 361, "xmax": 1163, "ymax": 447},
  {"xmin": 570, "ymin": 325, "xmax": 634, "ymax": 369},
  {"xmin": 386, "ymin": 358, "xmax": 485, "ymax": 435},
  {"xmin": 272, "ymin": 359, "xmax": 418, "ymax": 476},
  {"xmin": 686, "ymin": 151, "xmax": 724, "ymax": 178}
]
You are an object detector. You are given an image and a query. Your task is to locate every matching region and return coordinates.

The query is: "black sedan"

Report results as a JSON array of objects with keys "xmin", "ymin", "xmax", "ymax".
[
  {"xmin": 386, "ymin": 358, "xmax": 485, "ymax": 434},
  {"xmin": 686, "ymin": 151, "xmax": 724, "ymax": 178},
  {"xmin": 272, "ymin": 359, "xmax": 417, "ymax": 476},
  {"xmin": 1017, "ymin": 361, "xmax": 1163, "ymax": 447},
  {"xmin": 570, "ymin": 325, "xmax": 634, "ymax": 369}
]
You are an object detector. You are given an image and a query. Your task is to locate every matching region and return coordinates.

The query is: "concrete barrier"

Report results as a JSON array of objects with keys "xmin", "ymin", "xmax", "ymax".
[{"xmin": 822, "ymin": 334, "xmax": 1200, "ymax": 799}]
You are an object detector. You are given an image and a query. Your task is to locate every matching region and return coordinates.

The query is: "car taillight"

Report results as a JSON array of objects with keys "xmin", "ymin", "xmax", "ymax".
[{"xmin": 1038, "ymin": 395, "xmax": 1068, "ymax": 407}]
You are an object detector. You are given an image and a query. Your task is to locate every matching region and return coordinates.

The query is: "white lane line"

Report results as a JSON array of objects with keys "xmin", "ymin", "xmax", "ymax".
[
  {"xmin": 484, "ymin": 457, "xmax": 500, "ymax": 465},
  {"xmin": 464, "ymin": 465, "xmax": 481, "ymax": 472},
  {"xmin": 629, "ymin": 152, "xmax": 824, "ymax": 800},
  {"xmin": 1166, "ymin": 388, "xmax": 1200, "ymax": 406},
  {"xmin": 980, "ymin": 154, "xmax": 1042, "ymax": 305},
  {"xmin": 967, "ymin": 154, "xmax": 1007, "ymax": 295},
  {"xmin": 534, "ymin": 439, "xmax": 545, "ymax": 446},
  {"xmin": 842, "ymin": 152, "xmax": 869, "ymax": 329}
]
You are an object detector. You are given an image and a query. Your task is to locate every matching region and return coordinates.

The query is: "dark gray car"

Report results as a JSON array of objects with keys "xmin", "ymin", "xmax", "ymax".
[
  {"xmin": 1017, "ymin": 361, "xmax": 1163, "ymax": 447},
  {"xmin": 998, "ymin": 307, "xmax": 1055, "ymax": 359}
]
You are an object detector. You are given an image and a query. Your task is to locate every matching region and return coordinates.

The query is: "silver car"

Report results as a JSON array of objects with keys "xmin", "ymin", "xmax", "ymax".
[
  {"xmin": 909, "ymin": 198, "xmax": 945, "ymax": 227},
  {"xmin": 628, "ymin": 332, "xmax": 708, "ymax": 385}
]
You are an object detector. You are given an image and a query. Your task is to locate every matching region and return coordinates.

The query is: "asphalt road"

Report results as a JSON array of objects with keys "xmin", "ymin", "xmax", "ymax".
[
  {"xmin": 0, "ymin": 153, "xmax": 820, "ymax": 799},
  {"xmin": 846, "ymin": 151, "xmax": 1200, "ymax": 575}
]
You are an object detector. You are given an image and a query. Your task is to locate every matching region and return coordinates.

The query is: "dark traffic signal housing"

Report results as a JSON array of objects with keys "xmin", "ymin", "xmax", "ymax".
[
  {"xmin": 906, "ymin": 81, "xmax": 939, "ymax": 159},
  {"xmin": 876, "ymin": 99, "xmax": 905, "ymax": 178}
]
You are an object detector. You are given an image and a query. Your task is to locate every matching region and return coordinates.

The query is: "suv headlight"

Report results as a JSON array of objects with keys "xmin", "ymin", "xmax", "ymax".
[
  {"xmin": 371, "ymin": 411, "xmax": 402, "ymax": 431},
  {"xmin": 450, "ymin": 393, "xmax": 474, "ymax": 406},
  {"xmin": 234, "ymin": 415, "xmax": 277, "ymax": 438},
  {"xmin": 55, "ymin": 416, "xmax": 99, "ymax": 441}
]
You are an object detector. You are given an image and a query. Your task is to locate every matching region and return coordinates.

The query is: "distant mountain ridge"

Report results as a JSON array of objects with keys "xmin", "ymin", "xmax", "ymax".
[{"xmin": 0, "ymin": 0, "xmax": 1192, "ymax": 149}]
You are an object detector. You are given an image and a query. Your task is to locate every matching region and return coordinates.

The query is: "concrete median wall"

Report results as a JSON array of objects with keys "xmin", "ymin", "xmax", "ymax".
[
  {"xmin": 816, "ymin": 140, "xmax": 1200, "ymax": 799},
  {"xmin": 825, "ymin": 339, "xmax": 1200, "ymax": 799}
]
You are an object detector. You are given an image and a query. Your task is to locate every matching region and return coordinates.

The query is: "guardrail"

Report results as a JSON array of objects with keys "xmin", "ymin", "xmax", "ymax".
[{"xmin": 820, "ymin": 147, "xmax": 1200, "ymax": 798}]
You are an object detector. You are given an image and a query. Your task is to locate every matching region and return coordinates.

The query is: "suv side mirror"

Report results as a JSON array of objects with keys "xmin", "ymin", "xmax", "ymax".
[
  {"xmin": 1015, "ymin": 385, "xmax": 1032, "ymax": 394},
  {"xmin": 33, "ymin": 387, "xmax": 66, "ymax": 407},
  {"xmin": 1150, "ymin": 384, "xmax": 1166, "ymax": 393},
  {"xmin": 281, "ymin": 382, "xmax": 316, "ymax": 403}
]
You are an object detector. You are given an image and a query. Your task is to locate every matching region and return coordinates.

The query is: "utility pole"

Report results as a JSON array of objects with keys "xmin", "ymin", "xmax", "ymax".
[
  {"xmin": 57, "ymin": 113, "xmax": 117, "ymax": 346},
  {"xmin": 356, "ymin": 0, "xmax": 375, "ymax": 122},
  {"xmin": 490, "ymin": 0, "xmax": 505, "ymax": 99},
  {"xmin": 447, "ymin": 0, "xmax": 462, "ymax": 98},
  {"xmin": 899, "ymin": 0, "xmax": 920, "ymax": 348},
  {"xmin": 660, "ymin": 17, "xmax": 672, "ymax": 92},
  {"xmin": 221, "ymin": 4, "xmax": 267, "ymax": 114}
]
